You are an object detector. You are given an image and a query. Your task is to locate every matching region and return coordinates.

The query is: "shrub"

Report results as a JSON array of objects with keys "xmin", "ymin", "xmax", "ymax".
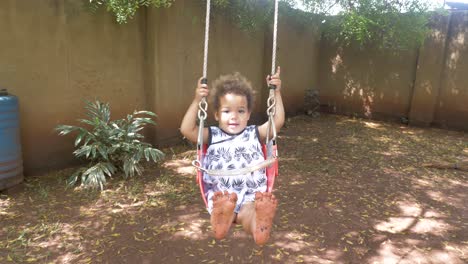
[{"xmin": 56, "ymin": 100, "xmax": 164, "ymax": 190}]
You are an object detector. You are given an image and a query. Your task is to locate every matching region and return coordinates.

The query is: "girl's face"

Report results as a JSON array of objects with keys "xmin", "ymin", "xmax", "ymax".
[{"xmin": 215, "ymin": 93, "xmax": 251, "ymax": 134}]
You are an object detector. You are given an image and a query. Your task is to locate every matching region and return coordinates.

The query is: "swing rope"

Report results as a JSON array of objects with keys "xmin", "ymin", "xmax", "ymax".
[
  {"xmin": 193, "ymin": 0, "xmax": 279, "ymax": 177},
  {"xmin": 196, "ymin": 0, "xmax": 211, "ymax": 154},
  {"xmin": 266, "ymin": 0, "xmax": 279, "ymax": 146},
  {"xmin": 202, "ymin": 0, "xmax": 211, "ymax": 79},
  {"xmin": 192, "ymin": 158, "xmax": 277, "ymax": 177}
]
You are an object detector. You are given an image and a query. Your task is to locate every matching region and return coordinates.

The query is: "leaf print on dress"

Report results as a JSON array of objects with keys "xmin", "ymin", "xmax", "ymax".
[
  {"xmin": 203, "ymin": 174, "xmax": 216, "ymax": 185},
  {"xmin": 234, "ymin": 147, "xmax": 247, "ymax": 161},
  {"xmin": 241, "ymin": 131, "xmax": 250, "ymax": 142},
  {"xmin": 232, "ymin": 179, "xmax": 245, "ymax": 191},
  {"xmin": 214, "ymin": 163, "xmax": 224, "ymax": 171},
  {"xmin": 250, "ymin": 145, "xmax": 262, "ymax": 160},
  {"xmin": 227, "ymin": 164, "xmax": 236, "ymax": 170},
  {"xmin": 207, "ymin": 149, "xmax": 220, "ymax": 164},
  {"xmin": 220, "ymin": 178, "xmax": 231, "ymax": 189},
  {"xmin": 256, "ymin": 176, "xmax": 267, "ymax": 187},
  {"xmin": 246, "ymin": 179, "xmax": 258, "ymax": 189},
  {"xmin": 242, "ymin": 152, "xmax": 252, "ymax": 163},
  {"xmin": 211, "ymin": 127, "xmax": 220, "ymax": 137},
  {"xmin": 217, "ymin": 147, "xmax": 232, "ymax": 163}
]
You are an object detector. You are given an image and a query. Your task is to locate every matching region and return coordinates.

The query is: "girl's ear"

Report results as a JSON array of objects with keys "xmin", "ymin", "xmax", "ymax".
[{"xmin": 214, "ymin": 111, "xmax": 219, "ymax": 121}]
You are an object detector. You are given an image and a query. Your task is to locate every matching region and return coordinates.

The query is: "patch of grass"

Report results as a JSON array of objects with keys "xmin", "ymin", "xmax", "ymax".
[
  {"xmin": 37, "ymin": 184, "xmax": 50, "ymax": 200},
  {"xmin": 127, "ymin": 181, "xmax": 144, "ymax": 198},
  {"xmin": 6, "ymin": 221, "xmax": 63, "ymax": 247}
]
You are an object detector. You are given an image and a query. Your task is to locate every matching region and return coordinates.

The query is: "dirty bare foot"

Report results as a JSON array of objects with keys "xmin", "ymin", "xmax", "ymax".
[
  {"xmin": 210, "ymin": 191, "xmax": 237, "ymax": 240},
  {"xmin": 253, "ymin": 192, "xmax": 278, "ymax": 245}
]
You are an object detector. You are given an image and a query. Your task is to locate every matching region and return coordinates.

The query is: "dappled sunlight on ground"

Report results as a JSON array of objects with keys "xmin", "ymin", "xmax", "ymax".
[
  {"xmin": 273, "ymin": 230, "xmax": 313, "ymax": 251},
  {"xmin": 368, "ymin": 240, "xmax": 464, "ymax": 264},
  {"xmin": 172, "ymin": 217, "xmax": 210, "ymax": 241},
  {"xmin": 374, "ymin": 199, "xmax": 452, "ymax": 236},
  {"xmin": 363, "ymin": 121, "xmax": 383, "ymax": 129},
  {"xmin": 163, "ymin": 159, "xmax": 196, "ymax": 176},
  {"xmin": 1, "ymin": 114, "xmax": 466, "ymax": 263},
  {"xmin": 412, "ymin": 218, "xmax": 450, "ymax": 235},
  {"xmin": 0, "ymin": 196, "xmax": 12, "ymax": 217},
  {"xmin": 427, "ymin": 189, "xmax": 466, "ymax": 209}
]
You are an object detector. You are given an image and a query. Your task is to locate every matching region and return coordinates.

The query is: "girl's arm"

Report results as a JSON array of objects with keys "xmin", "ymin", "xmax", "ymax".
[
  {"xmin": 180, "ymin": 77, "xmax": 210, "ymax": 143},
  {"xmin": 258, "ymin": 66, "xmax": 285, "ymax": 142}
]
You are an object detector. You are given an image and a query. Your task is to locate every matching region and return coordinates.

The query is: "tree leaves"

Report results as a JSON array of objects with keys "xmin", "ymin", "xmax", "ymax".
[
  {"xmin": 86, "ymin": 0, "xmax": 174, "ymax": 24},
  {"xmin": 318, "ymin": 0, "xmax": 435, "ymax": 50}
]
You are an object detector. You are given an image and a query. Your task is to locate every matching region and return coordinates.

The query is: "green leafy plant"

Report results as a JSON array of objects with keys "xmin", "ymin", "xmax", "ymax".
[
  {"xmin": 86, "ymin": 0, "xmax": 174, "ymax": 24},
  {"xmin": 56, "ymin": 100, "xmax": 164, "ymax": 190}
]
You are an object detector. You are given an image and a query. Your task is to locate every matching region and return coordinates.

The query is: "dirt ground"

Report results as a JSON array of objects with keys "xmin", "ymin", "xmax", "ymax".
[{"xmin": 1, "ymin": 114, "xmax": 467, "ymax": 264}]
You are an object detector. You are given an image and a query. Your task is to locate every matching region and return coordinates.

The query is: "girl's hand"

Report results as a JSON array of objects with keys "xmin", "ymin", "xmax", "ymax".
[
  {"xmin": 195, "ymin": 77, "xmax": 209, "ymax": 101},
  {"xmin": 266, "ymin": 66, "xmax": 281, "ymax": 91}
]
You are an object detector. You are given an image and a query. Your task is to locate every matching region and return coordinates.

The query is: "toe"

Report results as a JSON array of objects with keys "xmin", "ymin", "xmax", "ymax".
[
  {"xmin": 229, "ymin": 192, "xmax": 238, "ymax": 202},
  {"xmin": 213, "ymin": 191, "xmax": 222, "ymax": 201},
  {"xmin": 255, "ymin": 192, "xmax": 263, "ymax": 200},
  {"xmin": 269, "ymin": 193, "xmax": 276, "ymax": 201}
]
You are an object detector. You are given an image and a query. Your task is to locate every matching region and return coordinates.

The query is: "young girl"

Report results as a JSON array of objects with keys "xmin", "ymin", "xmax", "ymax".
[{"xmin": 180, "ymin": 67, "xmax": 284, "ymax": 245}]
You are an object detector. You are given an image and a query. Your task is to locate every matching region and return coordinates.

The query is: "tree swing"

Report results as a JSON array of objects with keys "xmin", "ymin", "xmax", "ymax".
[{"xmin": 191, "ymin": 0, "xmax": 281, "ymax": 207}]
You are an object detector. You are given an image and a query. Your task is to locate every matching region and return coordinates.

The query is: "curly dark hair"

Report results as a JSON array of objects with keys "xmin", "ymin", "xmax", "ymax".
[{"xmin": 211, "ymin": 72, "xmax": 255, "ymax": 112}]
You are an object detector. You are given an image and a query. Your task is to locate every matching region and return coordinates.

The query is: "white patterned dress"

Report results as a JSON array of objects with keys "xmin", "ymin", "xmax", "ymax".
[{"xmin": 203, "ymin": 125, "xmax": 267, "ymax": 213}]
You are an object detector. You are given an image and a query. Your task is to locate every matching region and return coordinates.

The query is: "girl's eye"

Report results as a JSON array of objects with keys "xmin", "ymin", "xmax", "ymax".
[
  {"xmin": 222, "ymin": 110, "xmax": 229, "ymax": 114},
  {"xmin": 239, "ymin": 110, "xmax": 245, "ymax": 114}
]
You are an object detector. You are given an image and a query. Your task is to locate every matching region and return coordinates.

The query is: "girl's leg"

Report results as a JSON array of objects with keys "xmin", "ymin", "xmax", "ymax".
[
  {"xmin": 237, "ymin": 192, "xmax": 278, "ymax": 245},
  {"xmin": 210, "ymin": 191, "xmax": 238, "ymax": 239}
]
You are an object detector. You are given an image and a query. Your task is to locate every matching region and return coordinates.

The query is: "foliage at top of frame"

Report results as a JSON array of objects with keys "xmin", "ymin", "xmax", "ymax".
[
  {"xmin": 86, "ymin": 0, "xmax": 174, "ymax": 24},
  {"xmin": 85, "ymin": 0, "xmax": 449, "ymax": 51},
  {"xmin": 296, "ymin": 0, "xmax": 448, "ymax": 50}
]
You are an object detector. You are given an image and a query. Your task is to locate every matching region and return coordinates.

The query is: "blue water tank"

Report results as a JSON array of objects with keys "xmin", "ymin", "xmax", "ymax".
[{"xmin": 0, "ymin": 89, "xmax": 23, "ymax": 190}]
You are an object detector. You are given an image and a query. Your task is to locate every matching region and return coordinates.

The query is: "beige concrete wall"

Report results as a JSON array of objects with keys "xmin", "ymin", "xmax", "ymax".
[
  {"xmin": 0, "ymin": 0, "xmax": 147, "ymax": 174},
  {"xmin": 2, "ymin": 2, "xmax": 465, "ymax": 175},
  {"xmin": 317, "ymin": 11, "xmax": 468, "ymax": 131},
  {"xmin": 147, "ymin": 2, "xmax": 320, "ymax": 144},
  {"xmin": 409, "ymin": 14, "xmax": 450, "ymax": 127},
  {"xmin": 434, "ymin": 12, "xmax": 468, "ymax": 130},
  {"xmin": 147, "ymin": 1, "xmax": 266, "ymax": 145},
  {"xmin": 270, "ymin": 13, "xmax": 321, "ymax": 116},
  {"xmin": 0, "ymin": 1, "xmax": 320, "ymax": 174},
  {"xmin": 318, "ymin": 41, "xmax": 418, "ymax": 121}
]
